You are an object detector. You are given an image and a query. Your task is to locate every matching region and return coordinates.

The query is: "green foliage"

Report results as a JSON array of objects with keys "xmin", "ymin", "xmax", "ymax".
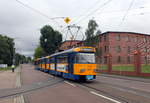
[
  {"xmin": 34, "ymin": 46, "xmax": 46, "ymax": 59},
  {"xmin": 0, "ymin": 66, "xmax": 12, "ymax": 71},
  {"xmin": 15, "ymin": 53, "xmax": 30, "ymax": 65},
  {"xmin": 40, "ymin": 25, "xmax": 62, "ymax": 55},
  {"xmin": 0, "ymin": 35, "xmax": 15, "ymax": 66},
  {"xmin": 84, "ymin": 19, "xmax": 101, "ymax": 46}
]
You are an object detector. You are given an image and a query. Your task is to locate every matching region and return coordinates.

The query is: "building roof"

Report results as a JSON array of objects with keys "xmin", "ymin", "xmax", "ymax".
[{"xmin": 100, "ymin": 31, "xmax": 150, "ymax": 36}]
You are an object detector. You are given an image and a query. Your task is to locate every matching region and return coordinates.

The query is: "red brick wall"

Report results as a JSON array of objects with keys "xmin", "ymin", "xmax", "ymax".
[
  {"xmin": 59, "ymin": 40, "xmax": 83, "ymax": 50},
  {"xmin": 97, "ymin": 32, "xmax": 150, "ymax": 64}
]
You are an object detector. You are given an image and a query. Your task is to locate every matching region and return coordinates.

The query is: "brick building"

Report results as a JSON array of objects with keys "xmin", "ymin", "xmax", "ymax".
[
  {"xmin": 58, "ymin": 31, "xmax": 150, "ymax": 64},
  {"xmin": 59, "ymin": 40, "xmax": 83, "ymax": 51},
  {"xmin": 97, "ymin": 31, "xmax": 150, "ymax": 64}
]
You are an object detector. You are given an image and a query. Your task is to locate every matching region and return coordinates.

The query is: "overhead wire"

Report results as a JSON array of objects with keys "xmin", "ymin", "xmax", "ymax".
[
  {"xmin": 15, "ymin": 0, "xmax": 63, "ymax": 28},
  {"xmin": 69, "ymin": 0, "xmax": 112, "ymax": 42},
  {"xmin": 75, "ymin": 0, "xmax": 113, "ymax": 25},
  {"xmin": 64, "ymin": 27, "xmax": 69, "ymax": 41},
  {"xmin": 71, "ymin": 0, "xmax": 103, "ymax": 24},
  {"xmin": 119, "ymin": 0, "xmax": 135, "ymax": 25},
  {"xmin": 74, "ymin": 26, "xmax": 81, "ymax": 40}
]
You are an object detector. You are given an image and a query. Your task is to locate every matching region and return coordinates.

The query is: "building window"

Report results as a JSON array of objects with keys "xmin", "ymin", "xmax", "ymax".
[
  {"xmin": 144, "ymin": 56, "xmax": 147, "ymax": 64},
  {"xmin": 126, "ymin": 35, "xmax": 130, "ymax": 41},
  {"xmin": 107, "ymin": 46, "xmax": 109, "ymax": 52},
  {"xmin": 104, "ymin": 46, "xmax": 109, "ymax": 53},
  {"xmin": 144, "ymin": 37, "xmax": 147, "ymax": 42},
  {"xmin": 99, "ymin": 47, "xmax": 102, "ymax": 56},
  {"xmin": 135, "ymin": 36, "xmax": 138, "ymax": 42},
  {"xmin": 127, "ymin": 56, "xmax": 130, "ymax": 64},
  {"xmin": 116, "ymin": 34, "xmax": 121, "ymax": 41},
  {"xmin": 104, "ymin": 46, "xmax": 107, "ymax": 52},
  {"xmin": 99, "ymin": 37, "xmax": 102, "ymax": 42},
  {"xmin": 104, "ymin": 35, "xmax": 107, "ymax": 41},
  {"xmin": 117, "ymin": 56, "xmax": 121, "ymax": 63},
  {"xmin": 128, "ymin": 46, "xmax": 131, "ymax": 53},
  {"xmin": 144, "ymin": 47, "xmax": 147, "ymax": 52},
  {"xmin": 104, "ymin": 57, "xmax": 107, "ymax": 64},
  {"xmin": 97, "ymin": 47, "xmax": 102, "ymax": 56},
  {"xmin": 116, "ymin": 46, "xmax": 121, "ymax": 53}
]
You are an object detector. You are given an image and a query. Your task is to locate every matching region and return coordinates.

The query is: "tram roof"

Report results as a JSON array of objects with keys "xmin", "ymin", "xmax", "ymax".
[{"xmin": 50, "ymin": 46, "xmax": 95, "ymax": 57}]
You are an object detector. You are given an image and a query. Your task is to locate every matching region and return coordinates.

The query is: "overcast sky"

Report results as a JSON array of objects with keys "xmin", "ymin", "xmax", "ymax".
[{"xmin": 0, "ymin": 0, "xmax": 150, "ymax": 57}]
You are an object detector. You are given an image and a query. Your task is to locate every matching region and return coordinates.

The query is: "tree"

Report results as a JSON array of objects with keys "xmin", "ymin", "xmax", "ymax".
[
  {"xmin": 96, "ymin": 30, "xmax": 102, "ymax": 35},
  {"xmin": 0, "ymin": 35, "xmax": 15, "ymax": 66},
  {"xmin": 34, "ymin": 46, "xmax": 46, "ymax": 59},
  {"xmin": 15, "ymin": 53, "xmax": 32, "ymax": 65},
  {"xmin": 84, "ymin": 19, "xmax": 101, "ymax": 46},
  {"xmin": 40, "ymin": 25, "xmax": 62, "ymax": 55},
  {"xmin": 26, "ymin": 57, "xmax": 32, "ymax": 63}
]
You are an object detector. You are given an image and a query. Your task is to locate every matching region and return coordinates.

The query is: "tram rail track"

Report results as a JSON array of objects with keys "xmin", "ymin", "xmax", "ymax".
[
  {"xmin": 80, "ymin": 83, "xmax": 131, "ymax": 103},
  {"xmin": 77, "ymin": 82, "xmax": 148, "ymax": 103},
  {"xmin": 65, "ymin": 79, "xmax": 150, "ymax": 103},
  {"xmin": 97, "ymin": 74, "xmax": 150, "ymax": 83},
  {"xmin": 94, "ymin": 80, "xmax": 150, "ymax": 98}
]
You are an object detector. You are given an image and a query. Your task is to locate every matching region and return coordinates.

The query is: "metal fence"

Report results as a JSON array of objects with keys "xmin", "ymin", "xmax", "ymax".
[{"xmin": 97, "ymin": 50, "xmax": 150, "ymax": 77}]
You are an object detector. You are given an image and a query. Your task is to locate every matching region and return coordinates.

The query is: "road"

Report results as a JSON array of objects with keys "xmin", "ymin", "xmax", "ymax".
[
  {"xmin": 21, "ymin": 64, "xmax": 113, "ymax": 103},
  {"xmin": 0, "ymin": 64, "xmax": 150, "ymax": 103}
]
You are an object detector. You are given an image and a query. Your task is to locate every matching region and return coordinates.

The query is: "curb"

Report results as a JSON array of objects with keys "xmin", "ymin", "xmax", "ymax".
[{"xmin": 14, "ymin": 65, "xmax": 25, "ymax": 103}]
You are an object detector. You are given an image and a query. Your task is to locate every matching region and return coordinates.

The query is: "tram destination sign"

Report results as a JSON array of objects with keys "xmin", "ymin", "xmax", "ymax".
[{"xmin": 80, "ymin": 48, "xmax": 95, "ymax": 52}]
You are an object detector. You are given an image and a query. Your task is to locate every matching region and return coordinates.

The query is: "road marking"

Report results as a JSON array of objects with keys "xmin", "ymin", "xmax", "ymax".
[
  {"xmin": 64, "ymin": 81, "xmax": 76, "ymax": 87},
  {"xmin": 90, "ymin": 91, "xmax": 121, "ymax": 103},
  {"xmin": 14, "ymin": 65, "xmax": 25, "ymax": 103}
]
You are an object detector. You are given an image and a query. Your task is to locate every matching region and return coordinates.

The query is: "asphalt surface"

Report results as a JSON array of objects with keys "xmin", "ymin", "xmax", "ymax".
[
  {"xmin": 21, "ymin": 64, "xmax": 115, "ymax": 103},
  {"xmin": 96, "ymin": 75, "xmax": 150, "ymax": 93},
  {"xmin": 0, "ymin": 64, "xmax": 150, "ymax": 103},
  {"xmin": 21, "ymin": 64, "xmax": 150, "ymax": 103}
]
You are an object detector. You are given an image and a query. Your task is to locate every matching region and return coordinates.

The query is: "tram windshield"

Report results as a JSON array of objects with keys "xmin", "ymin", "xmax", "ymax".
[{"xmin": 75, "ymin": 53, "xmax": 95, "ymax": 63}]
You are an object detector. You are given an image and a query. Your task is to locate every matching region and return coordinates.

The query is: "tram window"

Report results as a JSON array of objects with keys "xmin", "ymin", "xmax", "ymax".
[
  {"xmin": 50, "ymin": 58, "xmax": 55, "ymax": 63},
  {"xmin": 46, "ymin": 58, "xmax": 49, "ymax": 64},
  {"xmin": 37, "ymin": 61, "xmax": 39, "ymax": 65},
  {"xmin": 75, "ymin": 53, "xmax": 95, "ymax": 63},
  {"xmin": 42, "ymin": 59, "xmax": 46, "ymax": 64},
  {"xmin": 57, "ymin": 56, "xmax": 68, "ymax": 63}
]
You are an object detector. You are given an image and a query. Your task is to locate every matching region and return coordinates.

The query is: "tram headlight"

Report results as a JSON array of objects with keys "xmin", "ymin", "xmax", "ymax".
[{"xmin": 80, "ymin": 69, "xmax": 85, "ymax": 73}]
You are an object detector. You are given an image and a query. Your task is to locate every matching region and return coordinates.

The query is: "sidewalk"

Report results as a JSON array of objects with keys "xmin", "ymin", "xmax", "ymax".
[{"xmin": 0, "ymin": 70, "xmax": 16, "ymax": 103}]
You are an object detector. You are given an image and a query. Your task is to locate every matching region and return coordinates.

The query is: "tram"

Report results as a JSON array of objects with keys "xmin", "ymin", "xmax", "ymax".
[{"xmin": 35, "ymin": 46, "xmax": 97, "ymax": 81}]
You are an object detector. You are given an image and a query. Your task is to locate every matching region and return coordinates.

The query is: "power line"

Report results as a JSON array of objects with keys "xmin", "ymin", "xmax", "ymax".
[
  {"xmin": 119, "ymin": 0, "xmax": 135, "ymax": 25},
  {"xmin": 15, "ymin": 0, "xmax": 64, "ymax": 27},
  {"xmin": 96, "ymin": 6, "xmax": 147, "ymax": 14},
  {"xmin": 71, "ymin": 0, "xmax": 103, "ymax": 24},
  {"xmin": 72, "ymin": 3, "xmax": 148, "ymax": 25},
  {"xmin": 75, "ymin": 0, "xmax": 112, "ymax": 25}
]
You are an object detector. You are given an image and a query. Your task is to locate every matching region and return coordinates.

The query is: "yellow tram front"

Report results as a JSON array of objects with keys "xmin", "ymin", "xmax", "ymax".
[{"xmin": 72, "ymin": 47, "xmax": 97, "ymax": 80}]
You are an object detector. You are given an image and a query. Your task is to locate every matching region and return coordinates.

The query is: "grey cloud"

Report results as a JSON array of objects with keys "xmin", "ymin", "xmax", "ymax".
[{"xmin": 0, "ymin": 0, "xmax": 150, "ymax": 57}]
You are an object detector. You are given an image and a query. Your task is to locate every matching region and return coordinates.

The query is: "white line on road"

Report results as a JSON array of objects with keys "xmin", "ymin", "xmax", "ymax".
[
  {"xmin": 90, "ymin": 91, "xmax": 121, "ymax": 103},
  {"xmin": 64, "ymin": 81, "xmax": 76, "ymax": 87}
]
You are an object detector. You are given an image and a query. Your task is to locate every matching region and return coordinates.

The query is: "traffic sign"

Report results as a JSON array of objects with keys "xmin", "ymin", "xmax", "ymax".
[{"xmin": 64, "ymin": 17, "xmax": 71, "ymax": 24}]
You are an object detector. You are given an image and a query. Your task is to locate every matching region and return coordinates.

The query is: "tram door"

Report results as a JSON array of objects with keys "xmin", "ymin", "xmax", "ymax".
[{"xmin": 68, "ymin": 53, "xmax": 74, "ymax": 73}]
